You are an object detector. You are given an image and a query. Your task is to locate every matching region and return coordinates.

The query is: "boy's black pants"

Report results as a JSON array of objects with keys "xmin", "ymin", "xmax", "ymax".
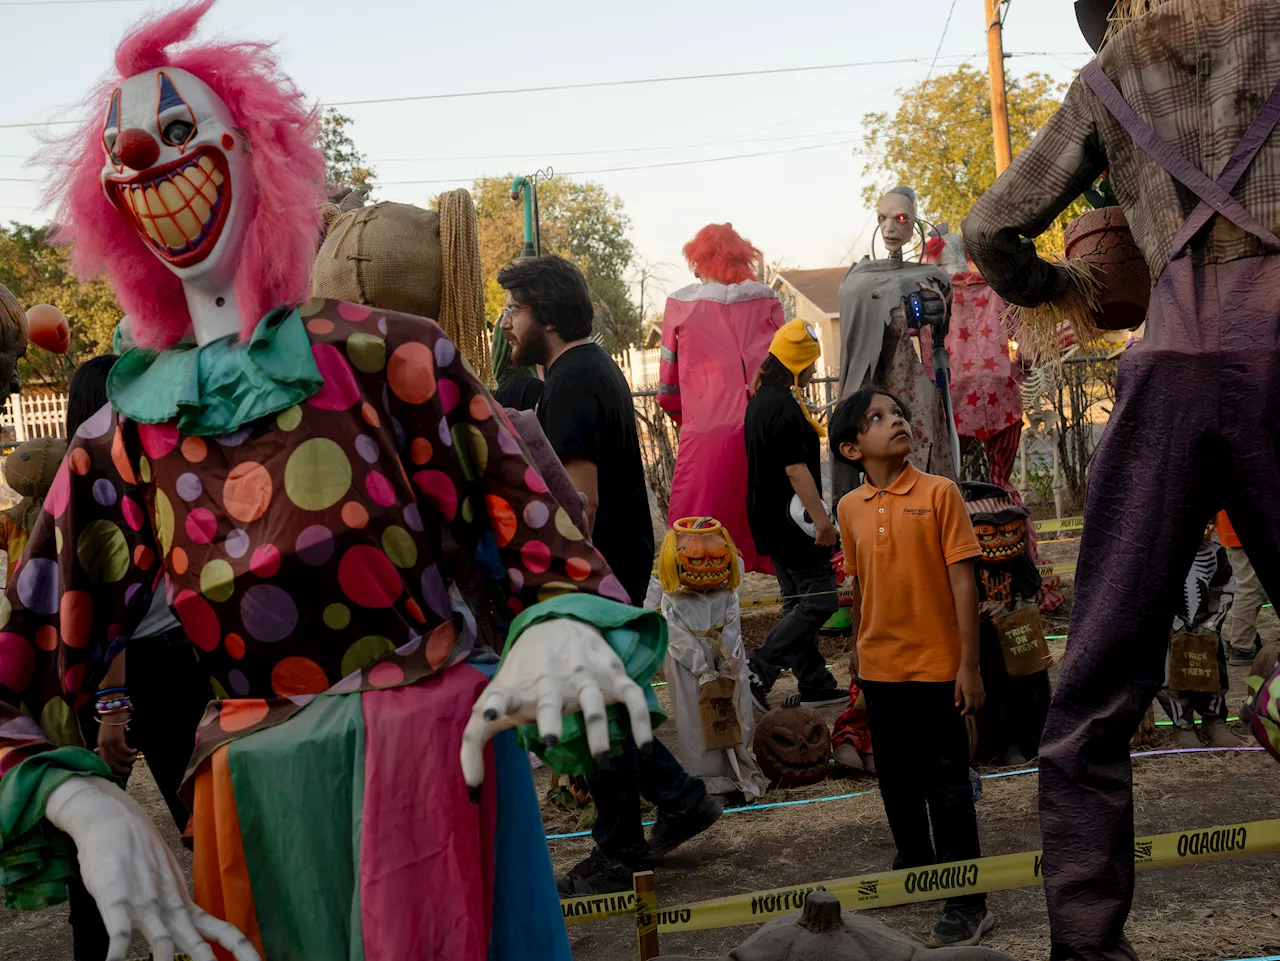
[{"xmin": 860, "ymin": 678, "xmax": 986, "ymax": 911}]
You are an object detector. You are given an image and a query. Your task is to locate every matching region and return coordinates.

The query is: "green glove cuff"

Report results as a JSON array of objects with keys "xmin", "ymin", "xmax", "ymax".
[
  {"xmin": 0, "ymin": 746, "xmax": 118, "ymax": 909},
  {"xmin": 499, "ymin": 594, "xmax": 667, "ymax": 775}
]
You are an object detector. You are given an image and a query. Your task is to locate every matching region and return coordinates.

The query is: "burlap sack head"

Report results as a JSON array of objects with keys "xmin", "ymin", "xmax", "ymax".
[
  {"xmin": 312, "ymin": 202, "xmax": 444, "ymax": 319},
  {"xmin": 5, "ymin": 437, "xmax": 67, "ymax": 498}
]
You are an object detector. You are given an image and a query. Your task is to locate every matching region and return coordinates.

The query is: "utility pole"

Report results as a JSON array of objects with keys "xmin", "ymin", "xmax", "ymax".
[{"xmin": 985, "ymin": 0, "xmax": 1013, "ymax": 175}]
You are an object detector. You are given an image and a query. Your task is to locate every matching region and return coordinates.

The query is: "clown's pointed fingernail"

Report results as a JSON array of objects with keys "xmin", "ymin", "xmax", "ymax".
[
  {"xmin": 544, "ymin": 735, "xmax": 560, "ymax": 749},
  {"xmin": 468, "ymin": 784, "xmax": 481, "ymax": 804},
  {"xmin": 483, "ymin": 709, "xmax": 498, "ymax": 722},
  {"xmin": 594, "ymin": 752, "xmax": 612, "ymax": 772}
]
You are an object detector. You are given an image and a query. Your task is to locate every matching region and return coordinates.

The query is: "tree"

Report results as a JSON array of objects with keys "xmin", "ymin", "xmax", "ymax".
[
  {"xmin": 0, "ymin": 224, "xmax": 121, "ymax": 386},
  {"xmin": 471, "ymin": 176, "xmax": 641, "ymax": 352},
  {"xmin": 860, "ymin": 65, "xmax": 1088, "ymax": 256},
  {"xmin": 320, "ymin": 108, "xmax": 376, "ymax": 200}
]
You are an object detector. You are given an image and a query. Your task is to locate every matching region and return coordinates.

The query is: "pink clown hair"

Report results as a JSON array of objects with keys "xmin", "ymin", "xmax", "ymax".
[{"xmin": 44, "ymin": 0, "xmax": 325, "ymax": 348}]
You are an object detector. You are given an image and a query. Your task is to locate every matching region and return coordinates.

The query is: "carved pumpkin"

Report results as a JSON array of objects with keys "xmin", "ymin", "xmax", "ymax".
[
  {"xmin": 658, "ymin": 517, "xmax": 741, "ymax": 593},
  {"xmin": 972, "ymin": 518, "xmax": 1027, "ymax": 562},
  {"xmin": 654, "ymin": 891, "xmax": 1017, "ymax": 961},
  {"xmin": 753, "ymin": 704, "xmax": 830, "ymax": 789}
]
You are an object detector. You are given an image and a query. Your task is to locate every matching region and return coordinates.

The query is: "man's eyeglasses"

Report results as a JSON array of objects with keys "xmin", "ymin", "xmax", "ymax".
[{"xmin": 500, "ymin": 304, "xmax": 529, "ymax": 322}]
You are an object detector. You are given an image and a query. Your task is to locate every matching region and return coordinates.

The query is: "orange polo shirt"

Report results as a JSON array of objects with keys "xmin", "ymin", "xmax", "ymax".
[{"xmin": 837, "ymin": 463, "xmax": 980, "ymax": 683}]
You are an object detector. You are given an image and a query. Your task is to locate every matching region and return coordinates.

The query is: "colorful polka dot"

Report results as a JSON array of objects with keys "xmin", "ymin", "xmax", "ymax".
[
  {"xmin": 485, "ymin": 495, "xmax": 518, "ymax": 547},
  {"xmin": 218, "ymin": 428, "xmax": 254, "ymax": 449},
  {"xmin": 421, "ymin": 566, "xmax": 450, "ymax": 618},
  {"xmin": 308, "ymin": 344, "xmax": 360, "ymax": 411},
  {"xmin": 36, "ymin": 624, "xmax": 58, "ymax": 652},
  {"xmin": 353, "ymin": 435, "xmax": 379, "ymax": 465},
  {"xmin": 324, "ymin": 603, "xmax": 351, "ymax": 630},
  {"xmin": 92, "ymin": 478, "xmax": 117, "ymax": 507},
  {"xmin": 240, "ymin": 584, "xmax": 298, "ymax": 642},
  {"xmin": 365, "ymin": 471, "xmax": 396, "ymax": 507},
  {"xmin": 537, "ymin": 581, "xmax": 580, "ymax": 603},
  {"xmin": 434, "ymin": 338, "xmax": 456, "ymax": 368},
  {"xmin": 210, "ymin": 677, "xmax": 229, "ymax": 700},
  {"xmin": 523, "ymin": 467, "xmax": 548, "ymax": 494},
  {"xmin": 296, "ymin": 525, "xmax": 334, "ymax": 565},
  {"xmin": 437, "ymin": 418, "xmax": 453, "ymax": 447},
  {"xmin": 437, "ymin": 379, "xmax": 461, "ymax": 414},
  {"xmin": 402, "ymin": 503, "xmax": 423, "ymax": 532},
  {"xmin": 298, "ymin": 297, "xmax": 325, "ymax": 318},
  {"xmin": 362, "ymin": 402, "xmax": 381, "ymax": 428},
  {"xmin": 223, "ymin": 461, "xmax": 273, "ymax": 523},
  {"xmin": 121, "ymin": 496, "xmax": 144, "ymax": 532},
  {"xmin": 185, "ymin": 508, "xmax": 218, "ymax": 545},
  {"xmin": 154, "ymin": 490, "xmax": 175, "ymax": 555},
  {"xmin": 411, "ymin": 437, "xmax": 433, "ymax": 465},
  {"xmin": 338, "ymin": 302, "xmax": 372, "ymax": 323},
  {"xmin": 453, "ymin": 424, "xmax": 488, "ymax": 481},
  {"xmin": 338, "ymin": 545, "xmax": 402, "ymax": 608},
  {"xmin": 176, "ymin": 472, "xmax": 203, "ymax": 502},
  {"xmin": 307, "ymin": 317, "xmax": 334, "ymax": 336},
  {"xmin": 522, "ymin": 500, "xmax": 550, "ymax": 530},
  {"xmin": 0, "ymin": 596, "xmax": 12, "ymax": 629},
  {"xmin": 182, "ymin": 436, "xmax": 207, "ymax": 463},
  {"xmin": 469, "ymin": 394, "xmax": 493, "ymax": 421},
  {"xmin": 382, "ymin": 526, "xmax": 418, "ymax": 569},
  {"xmin": 348, "ymin": 332, "xmax": 387, "ymax": 373},
  {"xmin": 368, "ymin": 660, "xmax": 404, "ymax": 688},
  {"xmin": 388, "ymin": 342, "xmax": 436, "ymax": 404},
  {"xmin": 276, "ymin": 405, "xmax": 303, "ymax": 431},
  {"xmin": 496, "ymin": 428, "xmax": 521, "ymax": 456},
  {"xmin": 425, "ymin": 621, "xmax": 455, "ymax": 669},
  {"xmin": 271, "ymin": 657, "xmax": 329, "ymax": 697},
  {"xmin": 69, "ymin": 448, "xmax": 91, "ymax": 476},
  {"xmin": 201, "ymin": 559, "xmax": 236, "ymax": 603},
  {"xmin": 58, "ymin": 589, "xmax": 92, "ymax": 649},
  {"xmin": 220, "ymin": 699, "xmax": 269, "ymax": 733},
  {"xmin": 285, "ymin": 438, "xmax": 352, "ymax": 511},
  {"xmin": 44, "ymin": 462, "xmax": 71, "ymax": 519},
  {"xmin": 225, "ymin": 632, "xmax": 246, "ymax": 659},
  {"xmin": 341, "ymin": 502, "xmax": 369, "ymax": 529},
  {"xmin": 250, "ymin": 544, "xmax": 281, "ymax": 578},
  {"xmin": 520, "ymin": 540, "xmax": 551, "ymax": 574},
  {"xmin": 413, "ymin": 470, "xmax": 457, "ymax": 522},
  {"xmin": 171, "ymin": 547, "xmax": 189, "ymax": 575},
  {"xmin": 174, "ymin": 590, "xmax": 220, "ymax": 652},
  {"xmin": 111, "ymin": 428, "xmax": 138, "ymax": 485},
  {"xmin": 404, "ymin": 598, "xmax": 426, "ymax": 623},
  {"xmin": 224, "ymin": 528, "xmax": 250, "ymax": 559},
  {"xmin": 341, "ymin": 635, "xmax": 394, "ymax": 677},
  {"xmin": 76, "ymin": 521, "xmax": 129, "ymax": 582},
  {"xmin": 566, "ymin": 556, "xmax": 593, "ymax": 582},
  {"xmin": 138, "ymin": 422, "xmax": 178, "ymax": 460},
  {"xmin": 507, "ymin": 567, "xmax": 524, "ymax": 593},
  {"xmin": 133, "ymin": 544, "xmax": 154, "ymax": 570},
  {"xmin": 139, "ymin": 455, "xmax": 152, "ymax": 483},
  {"xmin": 76, "ymin": 404, "xmax": 113, "ymax": 440},
  {"xmin": 555, "ymin": 508, "xmax": 585, "ymax": 542}
]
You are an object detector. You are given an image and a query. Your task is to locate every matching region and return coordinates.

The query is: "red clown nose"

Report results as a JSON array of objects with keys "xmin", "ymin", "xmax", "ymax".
[{"xmin": 114, "ymin": 128, "xmax": 160, "ymax": 171}]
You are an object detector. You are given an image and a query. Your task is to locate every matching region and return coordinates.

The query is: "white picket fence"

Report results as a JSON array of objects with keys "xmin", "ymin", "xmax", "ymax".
[{"xmin": 1, "ymin": 392, "xmax": 68, "ymax": 444}]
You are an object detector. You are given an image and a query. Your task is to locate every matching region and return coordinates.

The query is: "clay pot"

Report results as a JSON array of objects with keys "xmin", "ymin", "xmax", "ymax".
[
  {"xmin": 654, "ymin": 891, "xmax": 1018, "ymax": 961},
  {"xmin": 1062, "ymin": 206, "xmax": 1150, "ymax": 331}
]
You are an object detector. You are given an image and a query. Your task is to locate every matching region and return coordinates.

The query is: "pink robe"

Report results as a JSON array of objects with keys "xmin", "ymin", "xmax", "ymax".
[{"xmin": 659, "ymin": 281, "xmax": 783, "ymax": 573}]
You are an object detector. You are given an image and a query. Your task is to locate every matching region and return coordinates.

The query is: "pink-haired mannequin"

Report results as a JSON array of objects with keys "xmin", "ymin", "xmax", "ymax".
[{"xmin": 0, "ymin": 4, "xmax": 660, "ymax": 961}]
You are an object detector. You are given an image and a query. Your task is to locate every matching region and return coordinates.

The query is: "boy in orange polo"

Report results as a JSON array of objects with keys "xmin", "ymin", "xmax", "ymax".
[{"xmin": 830, "ymin": 387, "xmax": 990, "ymax": 948}]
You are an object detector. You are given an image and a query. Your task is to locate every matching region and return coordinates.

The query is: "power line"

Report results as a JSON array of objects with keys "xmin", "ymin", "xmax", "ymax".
[
  {"xmin": 926, "ymin": 0, "xmax": 961, "ymax": 81},
  {"xmin": 0, "ymin": 0, "xmax": 145, "ymax": 5}
]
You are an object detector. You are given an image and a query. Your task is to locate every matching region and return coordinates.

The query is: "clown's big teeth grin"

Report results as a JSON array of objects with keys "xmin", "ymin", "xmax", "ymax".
[{"xmin": 109, "ymin": 150, "xmax": 228, "ymax": 266}]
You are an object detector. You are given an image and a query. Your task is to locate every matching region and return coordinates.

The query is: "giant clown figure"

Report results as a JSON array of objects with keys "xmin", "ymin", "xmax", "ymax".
[{"xmin": 0, "ymin": 4, "xmax": 663, "ymax": 960}]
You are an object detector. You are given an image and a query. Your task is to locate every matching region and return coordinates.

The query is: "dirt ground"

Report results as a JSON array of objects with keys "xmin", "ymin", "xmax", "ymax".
[{"xmin": 3, "ymin": 529, "xmax": 1278, "ymax": 961}]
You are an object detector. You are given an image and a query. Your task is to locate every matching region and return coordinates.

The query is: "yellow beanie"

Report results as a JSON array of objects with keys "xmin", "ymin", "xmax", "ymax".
[
  {"xmin": 768, "ymin": 318, "xmax": 822, "ymax": 374},
  {"xmin": 767, "ymin": 318, "xmax": 825, "ymax": 437}
]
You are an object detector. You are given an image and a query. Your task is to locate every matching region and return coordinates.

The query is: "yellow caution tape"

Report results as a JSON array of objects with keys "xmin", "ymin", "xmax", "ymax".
[
  {"xmin": 1034, "ymin": 515, "xmax": 1084, "ymax": 534},
  {"xmin": 562, "ymin": 818, "xmax": 1280, "ymax": 931}
]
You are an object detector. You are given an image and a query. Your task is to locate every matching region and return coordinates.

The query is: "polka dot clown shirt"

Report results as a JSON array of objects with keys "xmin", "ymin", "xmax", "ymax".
[{"xmin": 0, "ymin": 300, "xmax": 629, "ymax": 775}]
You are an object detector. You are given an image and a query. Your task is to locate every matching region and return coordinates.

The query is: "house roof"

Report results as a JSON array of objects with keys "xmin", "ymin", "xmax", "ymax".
[{"xmin": 774, "ymin": 267, "xmax": 848, "ymax": 316}]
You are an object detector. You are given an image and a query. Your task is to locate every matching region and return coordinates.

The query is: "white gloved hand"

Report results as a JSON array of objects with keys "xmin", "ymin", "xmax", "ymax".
[
  {"xmin": 45, "ymin": 775, "xmax": 260, "ymax": 961},
  {"xmin": 460, "ymin": 617, "xmax": 653, "ymax": 792}
]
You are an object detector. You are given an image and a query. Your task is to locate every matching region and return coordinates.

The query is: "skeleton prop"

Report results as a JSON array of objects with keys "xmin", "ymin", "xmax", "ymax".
[{"xmin": 0, "ymin": 4, "xmax": 662, "ymax": 960}]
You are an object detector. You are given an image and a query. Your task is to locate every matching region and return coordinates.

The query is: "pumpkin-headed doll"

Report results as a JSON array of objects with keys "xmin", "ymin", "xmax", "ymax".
[
  {"xmin": 960, "ymin": 482, "xmax": 1051, "ymax": 767},
  {"xmin": 652, "ymin": 517, "xmax": 768, "ymax": 800}
]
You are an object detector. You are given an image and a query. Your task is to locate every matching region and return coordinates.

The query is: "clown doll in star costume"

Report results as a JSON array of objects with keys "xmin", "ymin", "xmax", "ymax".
[
  {"xmin": 0, "ymin": 5, "xmax": 664, "ymax": 961},
  {"xmin": 648, "ymin": 517, "xmax": 768, "ymax": 801},
  {"xmin": 834, "ymin": 187, "xmax": 956, "ymax": 504},
  {"xmin": 659, "ymin": 225, "xmax": 784, "ymax": 573},
  {"xmin": 959, "ymin": 482, "xmax": 1050, "ymax": 767}
]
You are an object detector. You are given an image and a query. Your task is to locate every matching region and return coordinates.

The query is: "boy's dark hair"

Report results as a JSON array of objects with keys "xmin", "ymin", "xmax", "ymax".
[
  {"xmin": 829, "ymin": 387, "xmax": 912, "ymax": 465},
  {"xmin": 754, "ymin": 353, "xmax": 795, "ymax": 390},
  {"xmin": 496, "ymin": 255, "xmax": 594, "ymax": 341},
  {"xmin": 66, "ymin": 354, "xmax": 120, "ymax": 439}
]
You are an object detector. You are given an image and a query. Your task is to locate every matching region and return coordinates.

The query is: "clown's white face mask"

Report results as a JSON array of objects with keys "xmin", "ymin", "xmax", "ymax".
[{"xmin": 100, "ymin": 68, "xmax": 251, "ymax": 291}]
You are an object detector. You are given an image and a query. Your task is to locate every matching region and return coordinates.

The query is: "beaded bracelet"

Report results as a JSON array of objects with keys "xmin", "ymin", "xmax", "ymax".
[{"xmin": 95, "ymin": 694, "xmax": 133, "ymax": 715}]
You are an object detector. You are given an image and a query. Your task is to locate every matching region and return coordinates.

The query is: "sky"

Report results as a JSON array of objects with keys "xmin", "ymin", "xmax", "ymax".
[{"xmin": 0, "ymin": 0, "xmax": 1091, "ymax": 312}]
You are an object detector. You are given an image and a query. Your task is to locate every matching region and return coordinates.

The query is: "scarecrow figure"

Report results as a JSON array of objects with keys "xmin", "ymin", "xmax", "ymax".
[
  {"xmin": 964, "ymin": 1, "xmax": 1280, "ymax": 956},
  {"xmin": 0, "ymin": 4, "xmax": 662, "ymax": 961},
  {"xmin": 0, "ymin": 438, "xmax": 67, "ymax": 589}
]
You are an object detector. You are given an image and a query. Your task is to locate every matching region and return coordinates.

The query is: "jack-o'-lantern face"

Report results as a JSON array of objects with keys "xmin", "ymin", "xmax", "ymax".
[
  {"xmin": 973, "ymin": 518, "xmax": 1027, "ymax": 562},
  {"xmin": 659, "ymin": 517, "xmax": 741, "ymax": 593},
  {"xmin": 752, "ymin": 705, "xmax": 830, "ymax": 789}
]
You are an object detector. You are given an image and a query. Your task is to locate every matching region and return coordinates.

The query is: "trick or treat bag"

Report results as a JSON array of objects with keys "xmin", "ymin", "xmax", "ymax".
[
  {"xmin": 1168, "ymin": 633, "xmax": 1221, "ymax": 694},
  {"xmin": 698, "ymin": 677, "xmax": 742, "ymax": 751},
  {"xmin": 992, "ymin": 605, "xmax": 1051, "ymax": 678}
]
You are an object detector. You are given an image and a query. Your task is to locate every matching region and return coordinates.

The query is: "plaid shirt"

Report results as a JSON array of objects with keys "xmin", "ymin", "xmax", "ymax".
[{"xmin": 963, "ymin": 0, "xmax": 1280, "ymax": 307}]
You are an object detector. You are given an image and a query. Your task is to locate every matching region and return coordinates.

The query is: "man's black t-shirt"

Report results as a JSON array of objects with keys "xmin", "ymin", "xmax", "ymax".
[
  {"xmin": 537, "ymin": 343, "xmax": 654, "ymax": 605},
  {"xmin": 494, "ymin": 367, "xmax": 544, "ymax": 412},
  {"xmin": 745, "ymin": 382, "xmax": 827, "ymax": 568}
]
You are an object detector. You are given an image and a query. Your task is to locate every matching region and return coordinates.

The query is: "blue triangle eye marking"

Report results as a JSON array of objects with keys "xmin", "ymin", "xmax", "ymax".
[
  {"xmin": 105, "ymin": 89, "xmax": 121, "ymax": 132},
  {"xmin": 157, "ymin": 73, "xmax": 185, "ymax": 113}
]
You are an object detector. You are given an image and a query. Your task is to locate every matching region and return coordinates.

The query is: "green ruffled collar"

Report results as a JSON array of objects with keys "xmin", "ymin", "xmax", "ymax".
[{"xmin": 107, "ymin": 307, "xmax": 323, "ymax": 437}]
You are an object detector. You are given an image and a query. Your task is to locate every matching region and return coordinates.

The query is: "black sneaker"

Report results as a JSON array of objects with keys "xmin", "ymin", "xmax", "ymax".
[
  {"xmin": 748, "ymin": 665, "xmax": 771, "ymax": 713},
  {"xmin": 556, "ymin": 850, "xmax": 634, "ymax": 897},
  {"xmin": 798, "ymin": 687, "xmax": 847, "ymax": 709},
  {"xmin": 1228, "ymin": 633, "xmax": 1264, "ymax": 667},
  {"xmin": 928, "ymin": 904, "xmax": 994, "ymax": 947},
  {"xmin": 647, "ymin": 794, "xmax": 723, "ymax": 858}
]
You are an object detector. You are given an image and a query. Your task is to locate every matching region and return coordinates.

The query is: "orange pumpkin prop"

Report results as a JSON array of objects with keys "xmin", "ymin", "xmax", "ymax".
[{"xmin": 658, "ymin": 516, "xmax": 741, "ymax": 593}]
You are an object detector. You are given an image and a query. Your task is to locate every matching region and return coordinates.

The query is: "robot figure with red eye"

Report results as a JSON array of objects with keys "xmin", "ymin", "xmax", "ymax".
[{"xmin": 960, "ymin": 482, "xmax": 1051, "ymax": 767}]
